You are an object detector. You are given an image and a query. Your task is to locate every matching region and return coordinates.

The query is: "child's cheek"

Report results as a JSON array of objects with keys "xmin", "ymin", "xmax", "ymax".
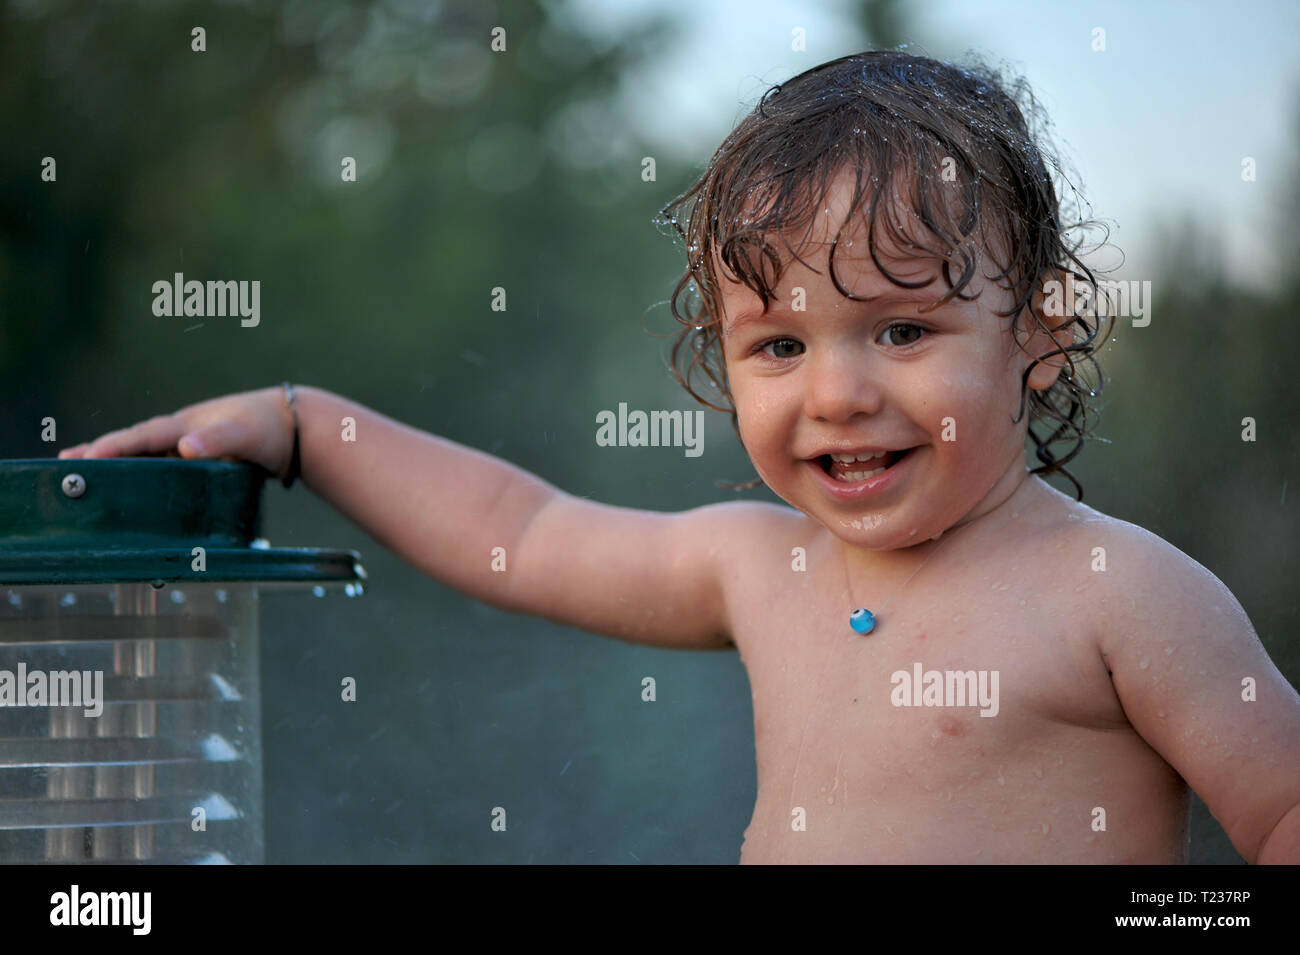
[
  {"xmin": 733, "ymin": 396, "xmax": 788, "ymax": 480},
  {"xmin": 935, "ymin": 356, "xmax": 1024, "ymax": 460},
  {"xmin": 735, "ymin": 404, "xmax": 775, "ymax": 462}
]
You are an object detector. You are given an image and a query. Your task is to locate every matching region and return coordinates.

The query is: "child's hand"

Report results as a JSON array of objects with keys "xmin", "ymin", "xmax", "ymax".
[{"xmin": 57, "ymin": 385, "xmax": 296, "ymax": 481}]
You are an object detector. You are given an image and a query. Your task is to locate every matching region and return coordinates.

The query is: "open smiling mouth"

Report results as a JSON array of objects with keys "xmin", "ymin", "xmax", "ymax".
[{"xmin": 817, "ymin": 446, "xmax": 919, "ymax": 483}]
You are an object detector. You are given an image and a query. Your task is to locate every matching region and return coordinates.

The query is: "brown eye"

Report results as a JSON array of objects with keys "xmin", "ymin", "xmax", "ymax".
[{"xmin": 880, "ymin": 323, "xmax": 924, "ymax": 347}]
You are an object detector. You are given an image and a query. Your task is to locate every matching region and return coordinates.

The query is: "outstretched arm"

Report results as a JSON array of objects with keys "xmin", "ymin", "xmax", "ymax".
[
  {"xmin": 62, "ymin": 384, "xmax": 751, "ymax": 649},
  {"xmin": 293, "ymin": 387, "xmax": 744, "ymax": 649}
]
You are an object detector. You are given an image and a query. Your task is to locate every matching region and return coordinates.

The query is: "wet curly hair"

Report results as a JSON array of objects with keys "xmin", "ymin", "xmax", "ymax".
[{"xmin": 656, "ymin": 50, "xmax": 1115, "ymax": 500}]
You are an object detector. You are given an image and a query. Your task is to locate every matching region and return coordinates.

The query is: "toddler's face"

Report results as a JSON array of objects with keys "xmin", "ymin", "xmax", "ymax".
[{"xmin": 716, "ymin": 168, "xmax": 1063, "ymax": 550}]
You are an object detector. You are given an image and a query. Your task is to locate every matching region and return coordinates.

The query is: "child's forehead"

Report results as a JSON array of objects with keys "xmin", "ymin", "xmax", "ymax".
[
  {"xmin": 713, "ymin": 165, "xmax": 1009, "ymax": 314},
  {"xmin": 717, "ymin": 180, "xmax": 946, "ymax": 301}
]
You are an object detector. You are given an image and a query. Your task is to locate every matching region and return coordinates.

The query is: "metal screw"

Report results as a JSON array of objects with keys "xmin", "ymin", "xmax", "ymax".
[{"xmin": 61, "ymin": 473, "xmax": 86, "ymax": 498}]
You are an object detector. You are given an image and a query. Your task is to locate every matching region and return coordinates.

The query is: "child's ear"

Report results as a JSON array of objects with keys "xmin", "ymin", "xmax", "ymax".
[{"xmin": 1021, "ymin": 267, "xmax": 1076, "ymax": 392}]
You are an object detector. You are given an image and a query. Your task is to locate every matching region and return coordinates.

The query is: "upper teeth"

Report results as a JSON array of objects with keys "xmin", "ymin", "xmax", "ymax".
[{"xmin": 830, "ymin": 451, "xmax": 886, "ymax": 463}]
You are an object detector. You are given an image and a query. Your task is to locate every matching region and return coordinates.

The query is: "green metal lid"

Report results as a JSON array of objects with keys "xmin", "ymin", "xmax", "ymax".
[{"xmin": 0, "ymin": 459, "xmax": 366, "ymax": 586}]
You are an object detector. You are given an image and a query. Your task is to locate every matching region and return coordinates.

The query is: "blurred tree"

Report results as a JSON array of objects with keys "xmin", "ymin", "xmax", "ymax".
[{"xmin": 0, "ymin": 0, "xmax": 682, "ymax": 496}]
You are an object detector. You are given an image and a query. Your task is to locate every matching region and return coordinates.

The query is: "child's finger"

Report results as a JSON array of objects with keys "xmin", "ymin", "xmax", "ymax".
[
  {"xmin": 81, "ymin": 414, "xmax": 185, "ymax": 459},
  {"xmin": 57, "ymin": 444, "xmax": 88, "ymax": 459},
  {"xmin": 177, "ymin": 420, "xmax": 254, "ymax": 460}
]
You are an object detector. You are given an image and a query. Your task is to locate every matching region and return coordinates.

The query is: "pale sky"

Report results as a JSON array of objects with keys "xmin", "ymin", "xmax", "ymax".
[{"xmin": 562, "ymin": 0, "xmax": 1300, "ymax": 291}]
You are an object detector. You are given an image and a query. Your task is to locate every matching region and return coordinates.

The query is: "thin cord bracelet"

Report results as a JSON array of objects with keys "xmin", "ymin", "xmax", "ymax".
[{"xmin": 281, "ymin": 381, "xmax": 301, "ymax": 489}]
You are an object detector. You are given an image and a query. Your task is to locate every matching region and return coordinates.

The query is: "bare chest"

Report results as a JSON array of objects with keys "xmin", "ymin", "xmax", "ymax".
[
  {"xmin": 724, "ymin": 551, "xmax": 1181, "ymax": 861},
  {"xmin": 731, "ymin": 550, "xmax": 1116, "ymax": 736}
]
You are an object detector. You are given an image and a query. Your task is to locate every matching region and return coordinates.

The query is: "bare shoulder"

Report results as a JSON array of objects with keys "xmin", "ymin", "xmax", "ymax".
[
  {"xmin": 1018, "ymin": 479, "xmax": 1240, "ymax": 616},
  {"xmin": 1061, "ymin": 508, "xmax": 1246, "ymax": 643},
  {"xmin": 1004, "ymin": 478, "xmax": 1255, "ymax": 663},
  {"xmin": 686, "ymin": 498, "xmax": 814, "ymax": 560},
  {"xmin": 682, "ymin": 498, "xmax": 815, "ymax": 640}
]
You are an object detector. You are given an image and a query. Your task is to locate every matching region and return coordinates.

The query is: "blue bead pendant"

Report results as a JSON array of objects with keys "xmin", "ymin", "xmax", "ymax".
[{"xmin": 849, "ymin": 608, "xmax": 876, "ymax": 634}]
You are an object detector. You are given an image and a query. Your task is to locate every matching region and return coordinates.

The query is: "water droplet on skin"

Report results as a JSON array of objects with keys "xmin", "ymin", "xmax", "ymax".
[
  {"xmin": 826, "ymin": 795, "xmax": 834, "ymax": 805},
  {"xmin": 1033, "ymin": 767, "xmax": 1043, "ymax": 778},
  {"xmin": 1041, "ymin": 823, "xmax": 1050, "ymax": 834},
  {"xmin": 997, "ymin": 775, "xmax": 1005, "ymax": 786},
  {"xmin": 1138, "ymin": 656, "xmax": 1150, "ymax": 669}
]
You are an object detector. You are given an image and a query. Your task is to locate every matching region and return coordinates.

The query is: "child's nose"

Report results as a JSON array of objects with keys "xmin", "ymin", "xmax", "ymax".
[{"xmin": 802, "ymin": 351, "xmax": 885, "ymax": 422}]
